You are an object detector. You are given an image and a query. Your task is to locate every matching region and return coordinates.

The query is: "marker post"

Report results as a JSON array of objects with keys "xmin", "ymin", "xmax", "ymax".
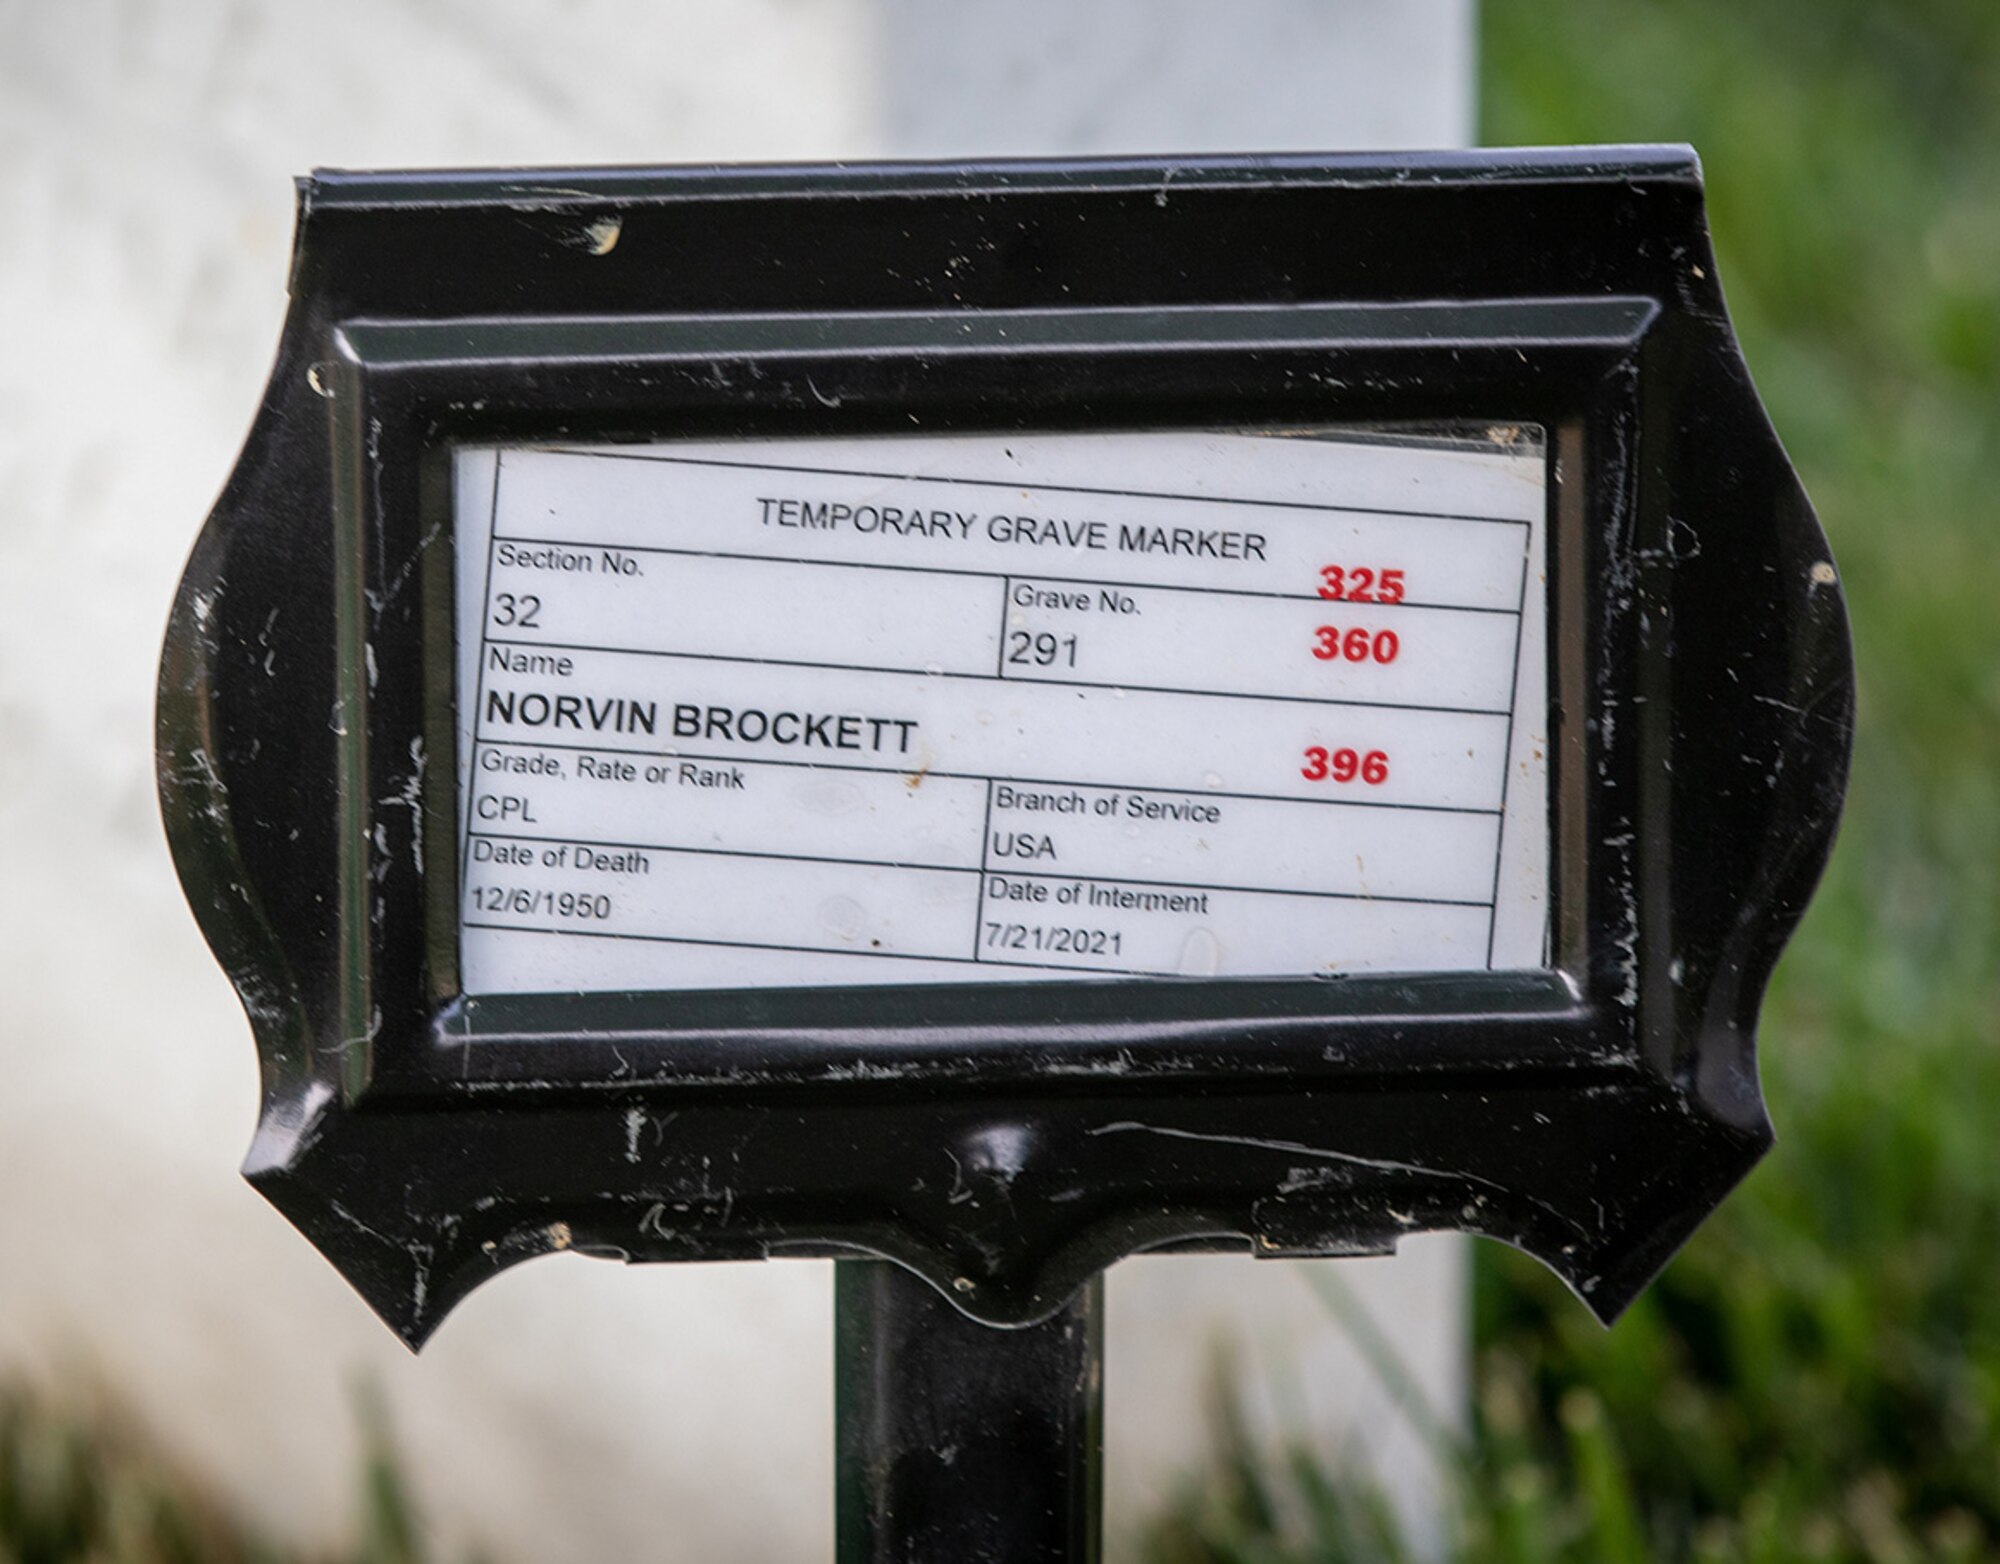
[{"xmin": 837, "ymin": 1263, "xmax": 1103, "ymax": 1563}]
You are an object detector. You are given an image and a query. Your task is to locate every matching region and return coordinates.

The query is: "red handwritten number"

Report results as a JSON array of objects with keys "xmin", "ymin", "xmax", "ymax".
[
  {"xmin": 1312, "ymin": 626, "xmax": 1400, "ymax": 663},
  {"xmin": 1318, "ymin": 566, "xmax": 1406, "ymax": 604},
  {"xmin": 1301, "ymin": 748, "xmax": 1390, "ymax": 785}
]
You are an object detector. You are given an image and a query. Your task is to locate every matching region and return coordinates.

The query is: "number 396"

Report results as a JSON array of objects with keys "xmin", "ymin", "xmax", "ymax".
[{"xmin": 1302, "ymin": 747, "xmax": 1389, "ymax": 785}]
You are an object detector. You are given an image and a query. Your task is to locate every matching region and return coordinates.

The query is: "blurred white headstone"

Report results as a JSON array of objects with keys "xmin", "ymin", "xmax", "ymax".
[
  {"xmin": 0, "ymin": 2, "xmax": 1473, "ymax": 1559},
  {"xmin": 880, "ymin": 0, "xmax": 1473, "ymax": 156}
]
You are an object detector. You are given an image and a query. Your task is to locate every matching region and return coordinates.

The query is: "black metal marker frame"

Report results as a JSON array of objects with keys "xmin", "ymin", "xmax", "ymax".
[{"xmin": 157, "ymin": 148, "xmax": 1851, "ymax": 1350}]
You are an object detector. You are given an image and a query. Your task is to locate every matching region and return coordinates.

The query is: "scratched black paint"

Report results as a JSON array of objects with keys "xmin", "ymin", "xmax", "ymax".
[{"xmin": 156, "ymin": 149, "xmax": 1850, "ymax": 1348}]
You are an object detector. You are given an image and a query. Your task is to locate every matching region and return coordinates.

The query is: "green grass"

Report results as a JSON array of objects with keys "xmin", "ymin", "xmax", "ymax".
[
  {"xmin": 0, "ymin": 1382, "xmax": 459, "ymax": 1564},
  {"xmin": 1152, "ymin": 3, "xmax": 2000, "ymax": 1560},
  {"xmin": 1480, "ymin": 5, "xmax": 2000, "ymax": 1554}
]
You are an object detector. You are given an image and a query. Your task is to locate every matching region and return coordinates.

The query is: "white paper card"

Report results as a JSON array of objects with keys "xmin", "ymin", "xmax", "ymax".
[{"xmin": 453, "ymin": 429, "xmax": 1549, "ymax": 994}]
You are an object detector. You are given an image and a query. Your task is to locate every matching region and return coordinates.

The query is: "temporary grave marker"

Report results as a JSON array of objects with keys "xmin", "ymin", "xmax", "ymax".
[
  {"xmin": 158, "ymin": 148, "xmax": 1852, "ymax": 1561},
  {"xmin": 452, "ymin": 429, "xmax": 1550, "ymax": 994}
]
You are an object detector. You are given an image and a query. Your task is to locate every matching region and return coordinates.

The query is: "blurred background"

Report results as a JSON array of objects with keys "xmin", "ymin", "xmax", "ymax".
[{"xmin": 3, "ymin": 2, "xmax": 1997, "ymax": 1562}]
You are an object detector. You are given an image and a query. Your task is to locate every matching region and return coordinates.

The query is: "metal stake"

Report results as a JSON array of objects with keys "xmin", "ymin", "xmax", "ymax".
[{"xmin": 836, "ymin": 1260, "xmax": 1104, "ymax": 1564}]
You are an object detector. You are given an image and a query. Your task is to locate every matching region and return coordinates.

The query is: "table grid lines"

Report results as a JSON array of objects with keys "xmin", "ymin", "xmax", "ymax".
[
  {"xmin": 468, "ymin": 736, "xmax": 1509, "ymax": 819},
  {"xmin": 466, "ymin": 827, "xmax": 1498, "ymax": 912},
  {"xmin": 456, "ymin": 435, "xmax": 1547, "ymax": 991},
  {"xmin": 488, "ymin": 530, "xmax": 1531, "ymax": 617},
  {"xmin": 479, "ymin": 633, "xmax": 1520, "ymax": 721},
  {"xmin": 464, "ymin": 920, "xmax": 1142, "ymax": 980},
  {"xmin": 532, "ymin": 446, "xmax": 1537, "ymax": 529}
]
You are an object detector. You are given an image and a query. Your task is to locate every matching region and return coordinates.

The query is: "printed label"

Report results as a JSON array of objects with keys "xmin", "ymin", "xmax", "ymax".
[{"xmin": 453, "ymin": 429, "xmax": 1549, "ymax": 993}]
